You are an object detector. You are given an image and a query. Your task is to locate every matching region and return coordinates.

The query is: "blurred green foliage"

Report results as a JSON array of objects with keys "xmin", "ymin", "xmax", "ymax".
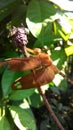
[{"xmin": 0, "ymin": 0, "xmax": 73, "ymax": 130}]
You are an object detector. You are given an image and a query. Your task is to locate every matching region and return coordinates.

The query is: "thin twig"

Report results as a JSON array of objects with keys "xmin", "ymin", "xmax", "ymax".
[{"xmin": 38, "ymin": 86, "xmax": 65, "ymax": 130}]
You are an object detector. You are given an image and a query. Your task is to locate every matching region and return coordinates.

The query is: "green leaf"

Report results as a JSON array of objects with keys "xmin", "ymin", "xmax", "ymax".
[
  {"xmin": 58, "ymin": 30, "xmax": 70, "ymax": 41},
  {"xmin": 1, "ymin": 68, "xmax": 16, "ymax": 97},
  {"xmin": 28, "ymin": 91, "xmax": 43, "ymax": 108},
  {"xmin": 26, "ymin": 0, "xmax": 56, "ymax": 38},
  {"xmin": 59, "ymin": 79, "xmax": 68, "ymax": 91},
  {"xmin": 3, "ymin": 51, "xmax": 18, "ymax": 58},
  {"xmin": 34, "ymin": 34, "xmax": 60, "ymax": 47},
  {"xmin": 11, "ymin": 5, "xmax": 26, "ymax": 26},
  {"xmin": 50, "ymin": 86, "xmax": 60, "ymax": 95},
  {"xmin": 51, "ymin": 47, "xmax": 67, "ymax": 69},
  {"xmin": 9, "ymin": 88, "xmax": 35, "ymax": 100},
  {"xmin": 9, "ymin": 104, "xmax": 37, "ymax": 130},
  {"xmin": 1, "ymin": 63, "xmax": 31, "ymax": 97},
  {"xmin": 0, "ymin": 115, "xmax": 11, "ymax": 130},
  {"xmin": 65, "ymin": 45, "xmax": 73, "ymax": 56},
  {"xmin": 53, "ymin": 74, "xmax": 67, "ymax": 91},
  {"xmin": 0, "ymin": 0, "xmax": 20, "ymax": 22},
  {"xmin": 0, "ymin": 59, "xmax": 7, "ymax": 74}
]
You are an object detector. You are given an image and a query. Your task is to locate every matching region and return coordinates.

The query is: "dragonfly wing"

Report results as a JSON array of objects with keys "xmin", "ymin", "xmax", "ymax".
[
  {"xmin": 12, "ymin": 66, "xmax": 55, "ymax": 90},
  {"xmin": 12, "ymin": 72, "xmax": 36, "ymax": 90},
  {"xmin": 0, "ymin": 53, "xmax": 52, "ymax": 71},
  {"xmin": 35, "ymin": 66, "xmax": 55, "ymax": 86},
  {"xmin": 0, "ymin": 57, "xmax": 41, "ymax": 71}
]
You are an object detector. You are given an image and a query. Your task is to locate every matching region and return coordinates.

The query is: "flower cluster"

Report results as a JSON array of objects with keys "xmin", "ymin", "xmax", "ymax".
[{"xmin": 10, "ymin": 26, "xmax": 29, "ymax": 49}]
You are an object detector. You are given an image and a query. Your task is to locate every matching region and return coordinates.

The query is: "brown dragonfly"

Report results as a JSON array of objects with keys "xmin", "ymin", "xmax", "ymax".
[{"xmin": 0, "ymin": 50, "xmax": 73, "ymax": 90}]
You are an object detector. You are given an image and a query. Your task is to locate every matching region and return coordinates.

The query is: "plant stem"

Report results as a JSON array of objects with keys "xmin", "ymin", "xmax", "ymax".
[{"xmin": 38, "ymin": 86, "xmax": 65, "ymax": 130}]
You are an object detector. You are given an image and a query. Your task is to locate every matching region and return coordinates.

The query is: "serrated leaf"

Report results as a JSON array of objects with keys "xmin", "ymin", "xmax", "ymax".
[
  {"xmin": 9, "ymin": 105, "xmax": 37, "ymax": 130},
  {"xmin": 0, "ymin": 115, "xmax": 11, "ymax": 130},
  {"xmin": 9, "ymin": 88, "xmax": 35, "ymax": 100}
]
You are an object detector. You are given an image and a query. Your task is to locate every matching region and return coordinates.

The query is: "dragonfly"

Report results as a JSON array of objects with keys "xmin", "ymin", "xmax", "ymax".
[{"xmin": 0, "ymin": 49, "xmax": 73, "ymax": 90}]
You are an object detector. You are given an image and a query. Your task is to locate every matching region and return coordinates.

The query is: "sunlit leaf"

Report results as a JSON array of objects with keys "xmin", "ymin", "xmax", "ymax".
[
  {"xmin": 65, "ymin": 45, "xmax": 73, "ymax": 56},
  {"xmin": 57, "ymin": 15, "xmax": 72, "ymax": 34},
  {"xmin": 0, "ymin": 115, "xmax": 11, "ymax": 130},
  {"xmin": 26, "ymin": 0, "xmax": 56, "ymax": 38},
  {"xmin": 49, "ymin": 0, "xmax": 73, "ymax": 11},
  {"xmin": 9, "ymin": 104, "xmax": 37, "ymax": 130},
  {"xmin": 53, "ymin": 74, "xmax": 67, "ymax": 91},
  {"xmin": 58, "ymin": 30, "xmax": 70, "ymax": 41}
]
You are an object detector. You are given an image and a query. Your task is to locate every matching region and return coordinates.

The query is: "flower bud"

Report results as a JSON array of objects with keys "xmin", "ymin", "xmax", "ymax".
[{"xmin": 10, "ymin": 26, "xmax": 29, "ymax": 49}]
